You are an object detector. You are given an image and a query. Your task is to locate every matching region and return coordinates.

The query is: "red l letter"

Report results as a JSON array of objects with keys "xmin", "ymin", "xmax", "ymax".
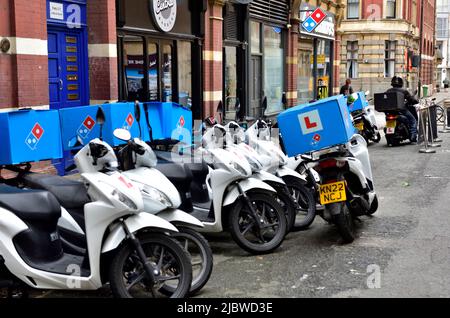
[{"xmin": 305, "ymin": 117, "xmax": 318, "ymax": 129}]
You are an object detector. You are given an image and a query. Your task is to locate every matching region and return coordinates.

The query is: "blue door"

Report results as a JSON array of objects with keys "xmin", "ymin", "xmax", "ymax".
[
  {"xmin": 48, "ymin": 27, "xmax": 88, "ymax": 175},
  {"xmin": 48, "ymin": 27, "xmax": 87, "ymax": 110}
]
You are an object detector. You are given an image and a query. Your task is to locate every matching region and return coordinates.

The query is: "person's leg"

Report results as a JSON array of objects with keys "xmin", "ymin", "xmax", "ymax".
[{"xmin": 403, "ymin": 110, "xmax": 418, "ymax": 141}]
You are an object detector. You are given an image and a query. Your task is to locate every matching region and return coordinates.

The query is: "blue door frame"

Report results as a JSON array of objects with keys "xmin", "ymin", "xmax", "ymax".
[{"xmin": 47, "ymin": 0, "xmax": 89, "ymax": 174}]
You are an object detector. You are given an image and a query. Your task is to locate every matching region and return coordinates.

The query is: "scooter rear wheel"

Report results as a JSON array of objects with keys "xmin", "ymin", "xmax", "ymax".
[
  {"xmin": 228, "ymin": 192, "xmax": 286, "ymax": 255},
  {"xmin": 330, "ymin": 203, "xmax": 355, "ymax": 243},
  {"xmin": 109, "ymin": 233, "xmax": 192, "ymax": 298}
]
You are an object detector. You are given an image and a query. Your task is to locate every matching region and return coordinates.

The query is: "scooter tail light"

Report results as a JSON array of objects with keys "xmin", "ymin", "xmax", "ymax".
[
  {"xmin": 317, "ymin": 158, "xmax": 346, "ymax": 170},
  {"xmin": 386, "ymin": 115, "xmax": 397, "ymax": 120},
  {"xmin": 318, "ymin": 159, "xmax": 337, "ymax": 170}
]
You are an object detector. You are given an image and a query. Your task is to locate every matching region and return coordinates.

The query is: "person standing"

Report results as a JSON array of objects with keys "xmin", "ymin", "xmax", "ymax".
[
  {"xmin": 340, "ymin": 79, "xmax": 354, "ymax": 96},
  {"xmin": 443, "ymin": 78, "xmax": 449, "ymax": 92}
]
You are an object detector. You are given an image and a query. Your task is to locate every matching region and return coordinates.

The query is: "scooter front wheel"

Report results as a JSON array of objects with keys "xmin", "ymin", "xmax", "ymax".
[
  {"xmin": 109, "ymin": 233, "xmax": 192, "ymax": 298},
  {"xmin": 159, "ymin": 227, "xmax": 213, "ymax": 296},
  {"xmin": 228, "ymin": 192, "xmax": 287, "ymax": 255}
]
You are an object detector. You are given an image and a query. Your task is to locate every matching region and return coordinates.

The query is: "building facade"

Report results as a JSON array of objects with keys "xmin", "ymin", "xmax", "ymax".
[
  {"xmin": 338, "ymin": 0, "xmax": 436, "ymax": 97},
  {"xmin": 0, "ymin": 0, "xmax": 347, "ymax": 123},
  {"xmin": 436, "ymin": 0, "xmax": 450, "ymax": 87}
]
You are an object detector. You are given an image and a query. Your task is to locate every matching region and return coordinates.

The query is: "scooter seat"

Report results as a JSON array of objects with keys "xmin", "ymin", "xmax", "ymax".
[
  {"xmin": 0, "ymin": 185, "xmax": 61, "ymax": 222},
  {"xmin": 21, "ymin": 173, "xmax": 90, "ymax": 209},
  {"xmin": 154, "ymin": 162, "xmax": 193, "ymax": 185}
]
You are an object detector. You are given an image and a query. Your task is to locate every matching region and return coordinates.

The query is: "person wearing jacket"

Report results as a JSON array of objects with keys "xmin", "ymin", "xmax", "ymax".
[{"xmin": 386, "ymin": 76, "xmax": 419, "ymax": 143}]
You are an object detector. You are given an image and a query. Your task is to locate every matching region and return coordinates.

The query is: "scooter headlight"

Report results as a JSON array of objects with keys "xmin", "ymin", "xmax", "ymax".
[
  {"xmin": 111, "ymin": 189, "xmax": 138, "ymax": 210},
  {"xmin": 233, "ymin": 162, "xmax": 248, "ymax": 176},
  {"xmin": 140, "ymin": 184, "xmax": 173, "ymax": 208},
  {"xmin": 249, "ymin": 160, "xmax": 261, "ymax": 172}
]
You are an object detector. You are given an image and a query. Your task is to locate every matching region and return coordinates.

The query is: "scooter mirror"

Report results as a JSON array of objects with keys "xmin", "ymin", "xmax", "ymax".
[
  {"xmin": 96, "ymin": 107, "xmax": 106, "ymax": 125},
  {"xmin": 134, "ymin": 101, "xmax": 141, "ymax": 123},
  {"xmin": 350, "ymin": 92, "xmax": 359, "ymax": 101},
  {"xmin": 114, "ymin": 128, "xmax": 132, "ymax": 142}
]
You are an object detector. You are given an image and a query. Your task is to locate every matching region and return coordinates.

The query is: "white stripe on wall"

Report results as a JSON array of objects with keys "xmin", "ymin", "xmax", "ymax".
[
  {"xmin": 0, "ymin": 105, "xmax": 50, "ymax": 112},
  {"xmin": 88, "ymin": 44, "xmax": 118, "ymax": 58},
  {"xmin": 421, "ymin": 54, "xmax": 434, "ymax": 61},
  {"xmin": 0, "ymin": 37, "xmax": 48, "ymax": 56}
]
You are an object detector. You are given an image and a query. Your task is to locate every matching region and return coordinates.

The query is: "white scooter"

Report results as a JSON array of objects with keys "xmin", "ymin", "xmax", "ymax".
[
  {"xmin": 349, "ymin": 91, "xmax": 381, "ymax": 144},
  {"xmin": 308, "ymin": 134, "xmax": 378, "ymax": 243},
  {"xmin": 227, "ymin": 109, "xmax": 316, "ymax": 231},
  {"xmin": 0, "ymin": 130, "xmax": 192, "ymax": 298},
  {"xmin": 222, "ymin": 121, "xmax": 298, "ymax": 232},
  {"xmin": 112, "ymin": 119, "xmax": 213, "ymax": 296},
  {"xmin": 141, "ymin": 104, "xmax": 288, "ymax": 255}
]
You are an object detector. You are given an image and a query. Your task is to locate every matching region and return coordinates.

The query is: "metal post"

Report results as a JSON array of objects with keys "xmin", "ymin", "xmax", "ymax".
[
  {"xmin": 419, "ymin": 107, "xmax": 436, "ymax": 153},
  {"xmin": 427, "ymin": 105, "xmax": 441, "ymax": 147}
]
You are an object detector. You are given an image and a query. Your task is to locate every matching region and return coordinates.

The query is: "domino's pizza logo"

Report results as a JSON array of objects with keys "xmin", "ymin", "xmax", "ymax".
[
  {"xmin": 178, "ymin": 116, "xmax": 185, "ymax": 128},
  {"xmin": 123, "ymin": 113, "xmax": 134, "ymax": 130},
  {"xmin": 77, "ymin": 115, "xmax": 96, "ymax": 139},
  {"xmin": 298, "ymin": 110, "xmax": 324, "ymax": 135},
  {"xmin": 25, "ymin": 123, "xmax": 44, "ymax": 150}
]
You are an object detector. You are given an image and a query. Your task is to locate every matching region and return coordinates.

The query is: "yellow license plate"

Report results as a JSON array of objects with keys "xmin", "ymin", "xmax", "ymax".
[
  {"xmin": 386, "ymin": 120, "xmax": 396, "ymax": 129},
  {"xmin": 355, "ymin": 122, "xmax": 364, "ymax": 131},
  {"xmin": 319, "ymin": 181, "xmax": 347, "ymax": 205}
]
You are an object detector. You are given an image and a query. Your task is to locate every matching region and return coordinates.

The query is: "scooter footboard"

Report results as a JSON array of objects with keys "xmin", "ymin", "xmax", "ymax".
[
  {"xmin": 102, "ymin": 212, "xmax": 178, "ymax": 253},
  {"xmin": 157, "ymin": 209, "xmax": 204, "ymax": 228},
  {"xmin": 222, "ymin": 178, "xmax": 276, "ymax": 207}
]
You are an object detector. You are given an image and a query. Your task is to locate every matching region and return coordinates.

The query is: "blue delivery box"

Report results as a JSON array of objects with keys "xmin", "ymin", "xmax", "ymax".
[
  {"xmin": 143, "ymin": 102, "xmax": 193, "ymax": 145},
  {"xmin": 277, "ymin": 96, "xmax": 355, "ymax": 157},
  {"xmin": 59, "ymin": 102, "xmax": 193, "ymax": 151},
  {"xmin": 347, "ymin": 92, "xmax": 369, "ymax": 112},
  {"xmin": 59, "ymin": 103, "xmax": 147, "ymax": 151},
  {"xmin": 0, "ymin": 109, "xmax": 63, "ymax": 165}
]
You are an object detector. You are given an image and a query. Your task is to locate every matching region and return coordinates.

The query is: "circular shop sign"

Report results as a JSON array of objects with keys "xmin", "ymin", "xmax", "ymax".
[{"xmin": 150, "ymin": 0, "xmax": 177, "ymax": 33}]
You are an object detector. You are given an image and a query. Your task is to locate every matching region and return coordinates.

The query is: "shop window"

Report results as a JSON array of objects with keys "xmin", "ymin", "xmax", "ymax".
[
  {"xmin": 386, "ymin": 0, "xmax": 396, "ymax": 18},
  {"xmin": 178, "ymin": 41, "xmax": 192, "ymax": 107},
  {"xmin": 225, "ymin": 46, "xmax": 238, "ymax": 113},
  {"xmin": 148, "ymin": 42, "xmax": 159, "ymax": 101},
  {"xmin": 317, "ymin": 39, "xmax": 331, "ymax": 100},
  {"xmin": 264, "ymin": 25, "xmax": 284, "ymax": 113},
  {"xmin": 297, "ymin": 46, "xmax": 314, "ymax": 104},
  {"xmin": 347, "ymin": 41, "xmax": 358, "ymax": 79},
  {"xmin": 347, "ymin": 0, "xmax": 360, "ymax": 19},
  {"xmin": 162, "ymin": 44, "xmax": 173, "ymax": 102},
  {"xmin": 250, "ymin": 21, "xmax": 261, "ymax": 54},
  {"xmin": 123, "ymin": 36, "xmax": 145, "ymax": 102},
  {"xmin": 385, "ymin": 40, "xmax": 396, "ymax": 78}
]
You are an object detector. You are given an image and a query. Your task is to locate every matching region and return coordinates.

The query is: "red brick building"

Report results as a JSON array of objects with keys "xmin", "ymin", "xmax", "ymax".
[{"xmin": 0, "ymin": 0, "xmax": 347, "ymax": 122}]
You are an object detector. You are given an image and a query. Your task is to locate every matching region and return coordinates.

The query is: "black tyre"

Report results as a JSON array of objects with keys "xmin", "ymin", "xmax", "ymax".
[
  {"xmin": 228, "ymin": 192, "xmax": 286, "ymax": 254},
  {"xmin": 109, "ymin": 233, "xmax": 192, "ymax": 298},
  {"xmin": 373, "ymin": 132, "xmax": 381, "ymax": 143},
  {"xmin": 160, "ymin": 227, "xmax": 213, "ymax": 296},
  {"xmin": 367, "ymin": 195, "xmax": 378, "ymax": 215},
  {"xmin": 330, "ymin": 203, "xmax": 355, "ymax": 243},
  {"xmin": 283, "ymin": 177, "xmax": 316, "ymax": 232},
  {"xmin": 274, "ymin": 189, "xmax": 296, "ymax": 234}
]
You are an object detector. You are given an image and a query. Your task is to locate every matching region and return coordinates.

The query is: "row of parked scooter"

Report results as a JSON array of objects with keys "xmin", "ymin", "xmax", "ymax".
[{"xmin": 0, "ymin": 96, "xmax": 378, "ymax": 298}]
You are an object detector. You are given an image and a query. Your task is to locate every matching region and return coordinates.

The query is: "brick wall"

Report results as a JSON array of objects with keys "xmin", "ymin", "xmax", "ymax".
[
  {"xmin": 0, "ymin": 0, "xmax": 48, "ymax": 109},
  {"xmin": 87, "ymin": 0, "xmax": 118, "ymax": 103}
]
